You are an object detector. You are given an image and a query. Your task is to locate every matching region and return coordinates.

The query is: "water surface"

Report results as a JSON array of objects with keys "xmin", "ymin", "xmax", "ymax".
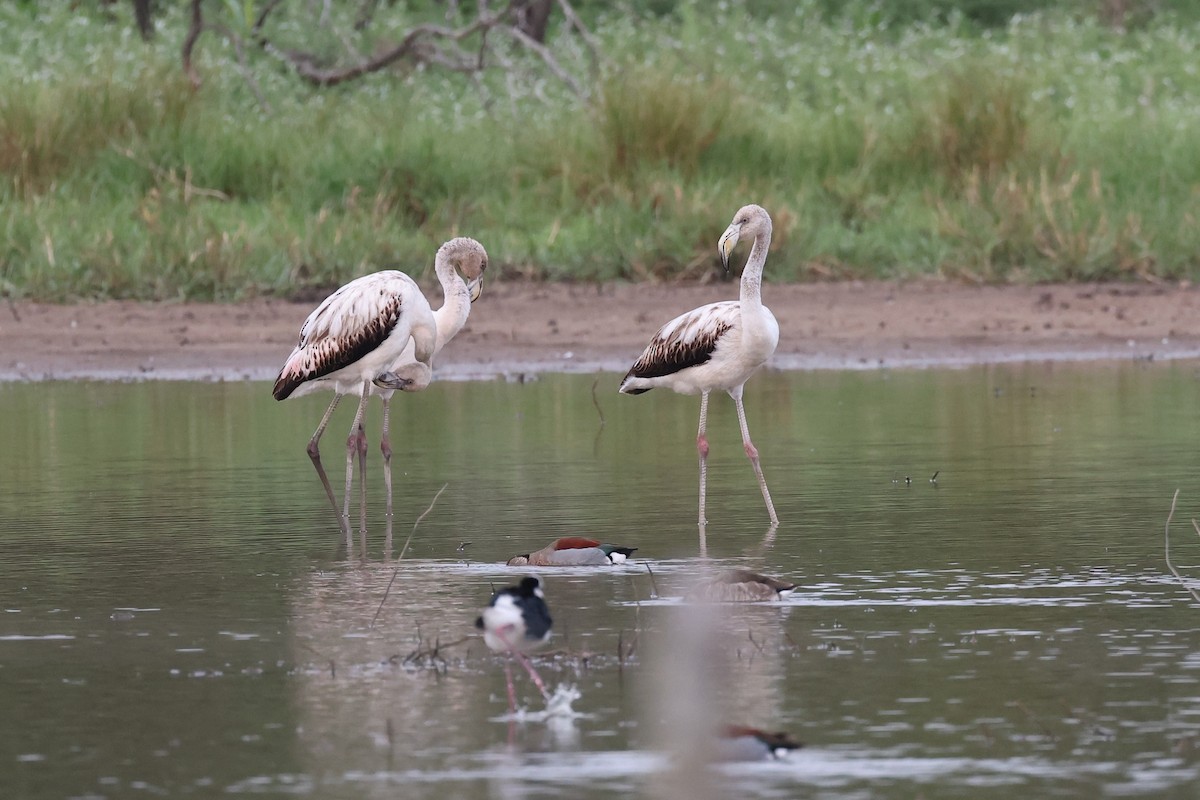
[{"xmin": 3, "ymin": 363, "xmax": 1200, "ymax": 798}]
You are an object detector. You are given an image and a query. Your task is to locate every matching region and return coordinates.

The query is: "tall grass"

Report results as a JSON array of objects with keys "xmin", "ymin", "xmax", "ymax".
[{"xmin": 0, "ymin": 1, "xmax": 1198, "ymax": 300}]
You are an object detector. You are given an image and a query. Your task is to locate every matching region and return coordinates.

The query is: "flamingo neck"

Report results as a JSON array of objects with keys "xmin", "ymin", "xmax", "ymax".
[
  {"xmin": 739, "ymin": 225, "xmax": 772, "ymax": 310},
  {"xmin": 432, "ymin": 256, "xmax": 470, "ymax": 355}
]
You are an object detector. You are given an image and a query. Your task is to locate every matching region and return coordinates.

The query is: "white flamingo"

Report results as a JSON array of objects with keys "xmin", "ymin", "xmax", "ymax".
[
  {"xmin": 273, "ymin": 237, "xmax": 488, "ymax": 551},
  {"xmin": 619, "ymin": 205, "xmax": 779, "ymax": 525}
]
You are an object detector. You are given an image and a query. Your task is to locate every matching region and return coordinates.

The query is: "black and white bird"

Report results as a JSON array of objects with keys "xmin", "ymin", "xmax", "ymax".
[
  {"xmin": 273, "ymin": 238, "xmax": 487, "ymax": 551},
  {"xmin": 475, "ymin": 576, "xmax": 553, "ymax": 711},
  {"xmin": 619, "ymin": 205, "xmax": 780, "ymax": 525}
]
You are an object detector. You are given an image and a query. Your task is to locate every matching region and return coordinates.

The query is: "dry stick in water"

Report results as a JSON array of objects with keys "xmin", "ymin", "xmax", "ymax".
[
  {"xmin": 644, "ymin": 563, "xmax": 660, "ymax": 599},
  {"xmin": 591, "ymin": 375, "xmax": 607, "ymax": 455},
  {"xmin": 1164, "ymin": 489, "xmax": 1200, "ymax": 604},
  {"xmin": 590, "ymin": 376, "xmax": 606, "ymax": 427},
  {"xmin": 371, "ymin": 483, "xmax": 450, "ymax": 627}
]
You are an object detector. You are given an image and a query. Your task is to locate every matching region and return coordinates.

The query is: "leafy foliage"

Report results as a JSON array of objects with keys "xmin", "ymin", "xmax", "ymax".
[{"xmin": 0, "ymin": 1, "xmax": 1199, "ymax": 299}]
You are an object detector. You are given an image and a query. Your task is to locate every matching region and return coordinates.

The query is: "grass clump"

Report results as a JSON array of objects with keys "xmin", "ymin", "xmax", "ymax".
[
  {"xmin": 0, "ymin": 63, "xmax": 191, "ymax": 196},
  {"xmin": 903, "ymin": 62, "xmax": 1040, "ymax": 183},
  {"xmin": 596, "ymin": 65, "xmax": 733, "ymax": 177}
]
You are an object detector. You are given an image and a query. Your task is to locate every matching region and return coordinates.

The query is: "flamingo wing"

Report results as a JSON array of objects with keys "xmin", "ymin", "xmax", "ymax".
[
  {"xmin": 622, "ymin": 301, "xmax": 738, "ymax": 389},
  {"xmin": 272, "ymin": 271, "xmax": 418, "ymax": 401}
]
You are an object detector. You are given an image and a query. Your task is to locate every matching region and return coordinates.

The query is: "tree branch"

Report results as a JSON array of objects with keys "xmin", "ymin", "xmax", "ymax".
[
  {"xmin": 182, "ymin": 0, "xmax": 204, "ymax": 88},
  {"xmin": 502, "ymin": 22, "xmax": 583, "ymax": 98}
]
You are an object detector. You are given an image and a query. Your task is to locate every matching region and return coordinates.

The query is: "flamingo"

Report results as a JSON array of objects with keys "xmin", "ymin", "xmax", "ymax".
[
  {"xmin": 273, "ymin": 237, "xmax": 487, "ymax": 551},
  {"xmin": 505, "ymin": 537, "xmax": 637, "ymax": 566},
  {"xmin": 619, "ymin": 204, "xmax": 780, "ymax": 525},
  {"xmin": 475, "ymin": 576, "xmax": 553, "ymax": 712}
]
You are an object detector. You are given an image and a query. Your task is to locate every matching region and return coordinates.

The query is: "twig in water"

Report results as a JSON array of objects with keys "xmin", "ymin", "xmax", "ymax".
[
  {"xmin": 371, "ymin": 483, "xmax": 450, "ymax": 627},
  {"xmin": 1165, "ymin": 489, "xmax": 1200, "ymax": 604},
  {"xmin": 747, "ymin": 629, "xmax": 765, "ymax": 655},
  {"xmin": 644, "ymin": 563, "xmax": 660, "ymax": 599},
  {"xmin": 624, "ymin": 630, "xmax": 638, "ymax": 660},
  {"xmin": 590, "ymin": 375, "xmax": 606, "ymax": 427}
]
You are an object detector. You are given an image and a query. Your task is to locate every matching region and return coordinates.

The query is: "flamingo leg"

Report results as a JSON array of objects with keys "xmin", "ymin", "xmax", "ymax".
[
  {"xmin": 356, "ymin": 418, "xmax": 368, "ymax": 558},
  {"xmin": 732, "ymin": 388, "xmax": 779, "ymax": 525},
  {"xmin": 380, "ymin": 396, "xmax": 395, "ymax": 557},
  {"xmin": 307, "ymin": 393, "xmax": 350, "ymax": 541},
  {"xmin": 696, "ymin": 391, "xmax": 710, "ymax": 526},
  {"xmin": 342, "ymin": 384, "xmax": 371, "ymax": 556}
]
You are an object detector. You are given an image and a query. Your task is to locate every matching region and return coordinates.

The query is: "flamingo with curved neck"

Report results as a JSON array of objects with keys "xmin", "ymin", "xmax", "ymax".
[{"xmin": 619, "ymin": 204, "xmax": 780, "ymax": 526}]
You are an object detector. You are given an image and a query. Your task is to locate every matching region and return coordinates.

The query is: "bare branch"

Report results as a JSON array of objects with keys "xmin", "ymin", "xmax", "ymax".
[
  {"xmin": 556, "ymin": 0, "xmax": 604, "ymax": 77},
  {"xmin": 179, "ymin": 2, "xmax": 273, "ymax": 110},
  {"xmin": 252, "ymin": 0, "xmax": 285, "ymax": 41},
  {"xmin": 502, "ymin": 22, "xmax": 583, "ymax": 98},
  {"xmin": 189, "ymin": 0, "xmax": 600, "ymax": 104},
  {"xmin": 206, "ymin": 22, "xmax": 274, "ymax": 113},
  {"xmin": 133, "ymin": 0, "xmax": 154, "ymax": 41},
  {"xmin": 265, "ymin": 4, "xmax": 515, "ymax": 87},
  {"xmin": 182, "ymin": 0, "xmax": 204, "ymax": 88},
  {"xmin": 371, "ymin": 483, "xmax": 450, "ymax": 628}
]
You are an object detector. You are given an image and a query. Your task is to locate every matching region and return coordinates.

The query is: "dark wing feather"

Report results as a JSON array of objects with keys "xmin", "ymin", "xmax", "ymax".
[
  {"xmin": 622, "ymin": 302, "xmax": 737, "ymax": 389},
  {"xmin": 272, "ymin": 286, "xmax": 405, "ymax": 400}
]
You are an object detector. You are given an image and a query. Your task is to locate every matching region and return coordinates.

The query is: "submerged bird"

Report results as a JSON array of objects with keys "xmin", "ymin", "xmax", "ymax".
[
  {"xmin": 505, "ymin": 537, "xmax": 638, "ymax": 567},
  {"xmin": 716, "ymin": 725, "xmax": 803, "ymax": 761},
  {"xmin": 687, "ymin": 568, "xmax": 796, "ymax": 603},
  {"xmin": 619, "ymin": 204, "xmax": 780, "ymax": 526},
  {"xmin": 476, "ymin": 576, "xmax": 554, "ymax": 712},
  {"xmin": 273, "ymin": 238, "xmax": 487, "ymax": 549}
]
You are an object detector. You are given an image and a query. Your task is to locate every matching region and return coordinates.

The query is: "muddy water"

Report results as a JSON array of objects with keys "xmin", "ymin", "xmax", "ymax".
[{"xmin": 2, "ymin": 363, "xmax": 1200, "ymax": 799}]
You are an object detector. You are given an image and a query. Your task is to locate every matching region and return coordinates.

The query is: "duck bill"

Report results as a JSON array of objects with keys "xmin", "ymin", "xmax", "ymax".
[
  {"xmin": 468, "ymin": 276, "xmax": 484, "ymax": 303},
  {"xmin": 718, "ymin": 225, "xmax": 740, "ymax": 273}
]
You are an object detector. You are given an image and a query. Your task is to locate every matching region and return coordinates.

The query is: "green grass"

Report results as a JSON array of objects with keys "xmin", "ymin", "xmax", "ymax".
[{"xmin": 0, "ymin": 1, "xmax": 1199, "ymax": 300}]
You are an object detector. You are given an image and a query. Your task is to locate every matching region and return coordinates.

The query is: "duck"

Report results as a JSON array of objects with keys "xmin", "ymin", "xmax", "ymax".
[
  {"xmin": 716, "ymin": 725, "xmax": 803, "ymax": 761},
  {"xmin": 505, "ymin": 537, "xmax": 638, "ymax": 567},
  {"xmin": 687, "ymin": 569, "xmax": 796, "ymax": 602}
]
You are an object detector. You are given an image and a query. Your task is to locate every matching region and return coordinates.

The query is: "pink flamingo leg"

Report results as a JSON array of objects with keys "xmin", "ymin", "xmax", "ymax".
[
  {"xmin": 380, "ymin": 396, "xmax": 396, "ymax": 557},
  {"xmin": 342, "ymin": 384, "xmax": 371, "ymax": 555},
  {"xmin": 356, "ymin": 419, "xmax": 368, "ymax": 558},
  {"xmin": 696, "ymin": 391, "xmax": 710, "ymax": 526},
  {"xmin": 732, "ymin": 387, "xmax": 779, "ymax": 525}
]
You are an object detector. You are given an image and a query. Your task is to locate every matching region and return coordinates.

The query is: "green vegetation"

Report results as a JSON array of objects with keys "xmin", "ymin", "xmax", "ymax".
[{"xmin": 1, "ymin": 1, "xmax": 1199, "ymax": 300}]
